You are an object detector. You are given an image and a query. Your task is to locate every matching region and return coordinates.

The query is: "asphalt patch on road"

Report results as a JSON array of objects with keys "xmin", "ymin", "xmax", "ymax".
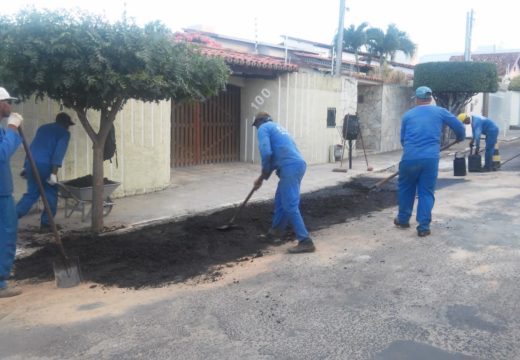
[{"xmin": 14, "ymin": 180, "xmax": 397, "ymax": 289}]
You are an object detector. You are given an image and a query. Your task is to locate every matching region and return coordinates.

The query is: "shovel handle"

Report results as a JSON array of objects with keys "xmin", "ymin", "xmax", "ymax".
[
  {"xmin": 228, "ymin": 186, "xmax": 256, "ymax": 224},
  {"xmin": 18, "ymin": 126, "xmax": 68, "ymax": 259},
  {"xmin": 371, "ymin": 140, "xmax": 459, "ymax": 191}
]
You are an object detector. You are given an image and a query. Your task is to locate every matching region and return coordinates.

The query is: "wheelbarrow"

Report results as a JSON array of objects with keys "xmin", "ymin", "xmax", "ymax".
[{"xmin": 56, "ymin": 179, "xmax": 121, "ymax": 222}]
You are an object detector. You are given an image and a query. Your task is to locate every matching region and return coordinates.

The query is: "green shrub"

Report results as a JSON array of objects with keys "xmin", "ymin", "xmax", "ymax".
[{"xmin": 508, "ymin": 75, "xmax": 520, "ymax": 91}]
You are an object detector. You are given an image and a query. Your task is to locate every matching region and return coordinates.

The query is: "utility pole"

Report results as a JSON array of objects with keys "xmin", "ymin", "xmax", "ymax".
[
  {"xmin": 464, "ymin": 9, "xmax": 474, "ymax": 61},
  {"xmin": 334, "ymin": 0, "xmax": 346, "ymax": 76}
]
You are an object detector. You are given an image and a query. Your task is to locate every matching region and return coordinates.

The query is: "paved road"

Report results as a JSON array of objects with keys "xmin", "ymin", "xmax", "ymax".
[{"xmin": 2, "ymin": 141, "xmax": 520, "ymax": 360}]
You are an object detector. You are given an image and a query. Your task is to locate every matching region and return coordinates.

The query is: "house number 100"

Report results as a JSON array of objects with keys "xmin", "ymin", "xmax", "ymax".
[{"xmin": 251, "ymin": 88, "xmax": 271, "ymax": 110}]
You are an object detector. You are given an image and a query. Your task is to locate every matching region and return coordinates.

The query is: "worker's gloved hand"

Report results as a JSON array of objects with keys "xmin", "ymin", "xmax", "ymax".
[
  {"xmin": 475, "ymin": 146, "xmax": 480, "ymax": 154},
  {"xmin": 7, "ymin": 112, "xmax": 23, "ymax": 128},
  {"xmin": 47, "ymin": 174, "xmax": 58, "ymax": 185}
]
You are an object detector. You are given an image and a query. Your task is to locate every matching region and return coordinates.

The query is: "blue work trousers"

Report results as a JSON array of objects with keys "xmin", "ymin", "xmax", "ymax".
[
  {"xmin": 271, "ymin": 162, "xmax": 310, "ymax": 241},
  {"xmin": 397, "ymin": 158, "xmax": 439, "ymax": 232},
  {"xmin": 484, "ymin": 130, "xmax": 498, "ymax": 169},
  {"xmin": 16, "ymin": 163, "xmax": 57, "ymax": 226},
  {"xmin": 0, "ymin": 195, "xmax": 18, "ymax": 289}
]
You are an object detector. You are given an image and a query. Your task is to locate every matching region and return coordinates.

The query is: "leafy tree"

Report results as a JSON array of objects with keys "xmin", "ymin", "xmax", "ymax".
[
  {"xmin": 0, "ymin": 9, "xmax": 230, "ymax": 232},
  {"xmin": 508, "ymin": 75, "xmax": 520, "ymax": 91},
  {"xmin": 414, "ymin": 61, "xmax": 498, "ymax": 144},
  {"xmin": 414, "ymin": 61, "xmax": 498, "ymax": 112}
]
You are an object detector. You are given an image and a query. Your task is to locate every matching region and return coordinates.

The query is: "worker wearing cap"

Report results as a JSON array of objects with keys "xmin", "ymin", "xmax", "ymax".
[
  {"xmin": 395, "ymin": 86, "xmax": 466, "ymax": 237},
  {"xmin": 16, "ymin": 112, "xmax": 75, "ymax": 232},
  {"xmin": 0, "ymin": 87, "xmax": 24, "ymax": 298},
  {"xmin": 252, "ymin": 111, "xmax": 315, "ymax": 253},
  {"xmin": 457, "ymin": 113, "xmax": 499, "ymax": 171}
]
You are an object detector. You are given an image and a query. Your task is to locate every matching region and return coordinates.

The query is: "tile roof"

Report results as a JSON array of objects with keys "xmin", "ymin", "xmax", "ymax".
[
  {"xmin": 175, "ymin": 31, "xmax": 298, "ymax": 72},
  {"xmin": 449, "ymin": 52, "xmax": 520, "ymax": 76},
  {"xmin": 198, "ymin": 46, "xmax": 298, "ymax": 72}
]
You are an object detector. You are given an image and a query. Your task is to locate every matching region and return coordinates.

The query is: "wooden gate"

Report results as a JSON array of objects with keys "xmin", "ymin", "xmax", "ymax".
[{"xmin": 171, "ymin": 85, "xmax": 241, "ymax": 167}]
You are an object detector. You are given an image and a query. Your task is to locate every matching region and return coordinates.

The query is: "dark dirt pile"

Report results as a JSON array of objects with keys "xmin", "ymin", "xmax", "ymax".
[
  {"xmin": 63, "ymin": 175, "xmax": 115, "ymax": 188},
  {"xmin": 15, "ymin": 179, "xmax": 397, "ymax": 289}
]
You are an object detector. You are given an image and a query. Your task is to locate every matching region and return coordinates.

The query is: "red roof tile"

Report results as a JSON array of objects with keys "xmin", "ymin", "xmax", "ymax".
[{"xmin": 198, "ymin": 46, "xmax": 298, "ymax": 72}]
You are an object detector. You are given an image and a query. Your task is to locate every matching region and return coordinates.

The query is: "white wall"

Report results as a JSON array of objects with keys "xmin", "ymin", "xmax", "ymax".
[
  {"xmin": 239, "ymin": 72, "xmax": 357, "ymax": 165},
  {"xmin": 12, "ymin": 97, "xmax": 171, "ymax": 200}
]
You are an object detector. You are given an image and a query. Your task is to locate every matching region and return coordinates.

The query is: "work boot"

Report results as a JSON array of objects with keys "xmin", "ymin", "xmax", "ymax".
[
  {"xmin": 287, "ymin": 239, "xmax": 316, "ymax": 254},
  {"xmin": 257, "ymin": 229, "xmax": 282, "ymax": 244},
  {"xmin": 394, "ymin": 218, "xmax": 410, "ymax": 229},
  {"xmin": 0, "ymin": 287, "xmax": 22, "ymax": 299},
  {"xmin": 417, "ymin": 229, "xmax": 431, "ymax": 237}
]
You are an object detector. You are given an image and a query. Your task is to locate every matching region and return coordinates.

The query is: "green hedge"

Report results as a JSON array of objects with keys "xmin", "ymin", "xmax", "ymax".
[
  {"xmin": 509, "ymin": 75, "xmax": 520, "ymax": 91},
  {"xmin": 414, "ymin": 62, "xmax": 498, "ymax": 93}
]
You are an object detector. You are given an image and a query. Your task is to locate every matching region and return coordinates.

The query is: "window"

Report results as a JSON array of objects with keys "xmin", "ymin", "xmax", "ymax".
[{"xmin": 327, "ymin": 107, "xmax": 336, "ymax": 128}]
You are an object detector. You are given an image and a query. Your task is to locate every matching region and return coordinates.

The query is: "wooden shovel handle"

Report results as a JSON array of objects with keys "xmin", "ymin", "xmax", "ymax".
[
  {"xmin": 18, "ymin": 126, "xmax": 67, "ymax": 259},
  {"xmin": 371, "ymin": 140, "xmax": 459, "ymax": 190}
]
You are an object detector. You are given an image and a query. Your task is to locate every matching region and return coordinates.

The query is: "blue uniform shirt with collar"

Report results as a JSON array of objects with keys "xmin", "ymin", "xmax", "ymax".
[
  {"xmin": 471, "ymin": 115, "xmax": 499, "ymax": 142},
  {"xmin": 400, "ymin": 104, "xmax": 466, "ymax": 161},
  {"xmin": 27, "ymin": 122, "xmax": 70, "ymax": 167},
  {"xmin": 0, "ymin": 127, "xmax": 22, "ymax": 196},
  {"xmin": 257, "ymin": 121, "xmax": 305, "ymax": 178}
]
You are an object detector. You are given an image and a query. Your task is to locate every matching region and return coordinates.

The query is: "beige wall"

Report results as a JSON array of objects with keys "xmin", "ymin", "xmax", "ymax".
[
  {"xmin": 12, "ymin": 97, "xmax": 171, "ymax": 200},
  {"xmin": 239, "ymin": 72, "xmax": 358, "ymax": 165}
]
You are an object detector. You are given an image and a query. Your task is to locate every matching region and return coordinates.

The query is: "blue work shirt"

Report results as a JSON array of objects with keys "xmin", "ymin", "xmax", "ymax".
[
  {"xmin": 471, "ymin": 115, "xmax": 499, "ymax": 142},
  {"xmin": 28, "ymin": 123, "xmax": 70, "ymax": 167},
  {"xmin": 0, "ymin": 127, "xmax": 22, "ymax": 196},
  {"xmin": 401, "ymin": 104, "xmax": 465, "ymax": 161},
  {"xmin": 257, "ymin": 121, "xmax": 305, "ymax": 178}
]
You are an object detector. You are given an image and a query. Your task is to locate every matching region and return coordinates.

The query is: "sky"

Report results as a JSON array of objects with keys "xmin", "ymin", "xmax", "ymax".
[{"xmin": 4, "ymin": 0, "xmax": 518, "ymax": 62}]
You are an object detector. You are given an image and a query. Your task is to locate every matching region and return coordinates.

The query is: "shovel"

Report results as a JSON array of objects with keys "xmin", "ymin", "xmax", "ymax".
[
  {"xmin": 347, "ymin": 140, "xmax": 459, "ymax": 192},
  {"xmin": 216, "ymin": 186, "xmax": 256, "ymax": 231},
  {"xmin": 19, "ymin": 126, "xmax": 82, "ymax": 288}
]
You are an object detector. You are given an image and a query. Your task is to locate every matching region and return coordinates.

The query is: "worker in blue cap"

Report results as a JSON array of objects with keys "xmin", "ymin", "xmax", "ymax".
[
  {"xmin": 16, "ymin": 112, "xmax": 75, "ymax": 233},
  {"xmin": 457, "ymin": 113, "xmax": 499, "ymax": 171},
  {"xmin": 394, "ymin": 86, "xmax": 466, "ymax": 237},
  {"xmin": 0, "ymin": 87, "xmax": 23, "ymax": 298},
  {"xmin": 252, "ymin": 111, "xmax": 315, "ymax": 253}
]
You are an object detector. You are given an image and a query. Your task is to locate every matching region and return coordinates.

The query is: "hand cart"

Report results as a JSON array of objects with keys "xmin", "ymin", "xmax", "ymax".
[{"xmin": 56, "ymin": 180, "xmax": 121, "ymax": 222}]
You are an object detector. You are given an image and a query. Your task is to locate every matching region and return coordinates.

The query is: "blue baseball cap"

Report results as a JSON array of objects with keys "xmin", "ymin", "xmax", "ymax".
[{"xmin": 414, "ymin": 86, "xmax": 432, "ymax": 99}]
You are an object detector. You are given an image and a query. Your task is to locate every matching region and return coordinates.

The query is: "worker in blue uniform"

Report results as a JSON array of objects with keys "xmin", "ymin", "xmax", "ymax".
[
  {"xmin": 395, "ymin": 86, "xmax": 466, "ymax": 237},
  {"xmin": 0, "ymin": 87, "xmax": 23, "ymax": 298},
  {"xmin": 457, "ymin": 113, "xmax": 499, "ymax": 171},
  {"xmin": 16, "ymin": 112, "xmax": 74, "ymax": 232},
  {"xmin": 252, "ymin": 112, "xmax": 315, "ymax": 253}
]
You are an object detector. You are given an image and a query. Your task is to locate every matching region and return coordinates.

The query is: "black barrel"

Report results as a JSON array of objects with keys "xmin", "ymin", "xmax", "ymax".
[
  {"xmin": 453, "ymin": 155, "xmax": 466, "ymax": 176},
  {"xmin": 468, "ymin": 154, "xmax": 482, "ymax": 172}
]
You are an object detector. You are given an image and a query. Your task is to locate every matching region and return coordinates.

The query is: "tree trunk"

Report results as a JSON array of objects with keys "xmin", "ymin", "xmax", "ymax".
[{"xmin": 91, "ymin": 143, "xmax": 105, "ymax": 233}]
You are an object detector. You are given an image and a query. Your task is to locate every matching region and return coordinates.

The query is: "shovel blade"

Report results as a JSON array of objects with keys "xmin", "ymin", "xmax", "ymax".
[
  {"xmin": 216, "ymin": 223, "xmax": 239, "ymax": 231},
  {"xmin": 53, "ymin": 256, "xmax": 82, "ymax": 288}
]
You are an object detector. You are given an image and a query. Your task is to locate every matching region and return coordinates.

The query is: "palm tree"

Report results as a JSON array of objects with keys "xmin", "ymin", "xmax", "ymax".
[
  {"xmin": 366, "ymin": 24, "xmax": 416, "ymax": 66},
  {"xmin": 365, "ymin": 27, "xmax": 385, "ymax": 66},
  {"xmin": 341, "ymin": 22, "xmax": 368, "ymax": 71}
]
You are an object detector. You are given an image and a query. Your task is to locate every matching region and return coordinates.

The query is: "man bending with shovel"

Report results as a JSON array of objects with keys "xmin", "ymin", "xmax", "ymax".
[{"xmin": 252, "ymin": 112, "xmax": 315, "ymax": 253}]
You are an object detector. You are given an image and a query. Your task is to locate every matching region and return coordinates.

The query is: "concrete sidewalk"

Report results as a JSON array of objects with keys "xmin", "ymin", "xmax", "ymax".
[{"xmin": 18, "ymin": 130, "xmax": 520, "ymax": 233}]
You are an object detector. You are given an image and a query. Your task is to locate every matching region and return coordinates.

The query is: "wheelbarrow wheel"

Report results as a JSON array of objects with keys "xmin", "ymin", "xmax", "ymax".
[{"xmin": 103, "ymin": 197, "xmax": 115, "ymax": 217}]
